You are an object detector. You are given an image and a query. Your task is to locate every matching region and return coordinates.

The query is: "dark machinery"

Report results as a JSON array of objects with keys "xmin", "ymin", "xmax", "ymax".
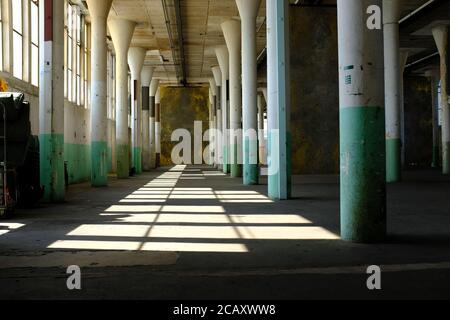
[{"xmin": 0, "ymin": 93, "xmax": 43, "ymax": 218}]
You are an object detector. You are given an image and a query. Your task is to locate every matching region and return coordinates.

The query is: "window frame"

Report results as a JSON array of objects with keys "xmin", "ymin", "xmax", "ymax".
[
  {"xmin": 29, "ymin": 0, "xmax": 39, "ymax": 87},
  {"xmin": 11, "ymin": 0, "xmax": 24, "ymax": 80}
]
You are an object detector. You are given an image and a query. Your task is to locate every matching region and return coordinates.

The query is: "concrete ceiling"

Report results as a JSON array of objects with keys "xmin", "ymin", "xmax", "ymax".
[
  {"xmin": 399, "ymin": 0, "xmax": 450, "ymax": 74},
  {"xmin": 80, "ymin": 0, "xmax": 443, "ymax": 85}
]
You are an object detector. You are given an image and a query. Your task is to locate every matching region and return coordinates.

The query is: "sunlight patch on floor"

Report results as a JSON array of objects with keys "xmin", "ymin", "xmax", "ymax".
[{"xmin": 46, "ymin": 166, "xmax": 339, "ymax": 253}]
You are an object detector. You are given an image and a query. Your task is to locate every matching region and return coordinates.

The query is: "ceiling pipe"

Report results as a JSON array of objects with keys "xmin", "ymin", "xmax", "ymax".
[
  {"xmin": 161, "ymin": 0, "xmax": 185, "ymax": 86},
  {"xmin": 399, "ymin": 0, "xmax": 436, "ymax": 24},
  {"xmin": 174, "ymin": 0, "xmax": 187, "ymax": 86},
  {"xmin": 405, "ymin": 52, "xmax": 439, "ymax": 69}
]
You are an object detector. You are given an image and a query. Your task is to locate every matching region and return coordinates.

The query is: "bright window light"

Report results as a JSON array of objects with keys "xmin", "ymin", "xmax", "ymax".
[
  {"xmin": 0, "ymin": 223, "xmax": 26, "ymax": 236},
  {"xmin": 67, "ymin": 224, "xmax": 339, "ymax": 240},
  {"xmin": 48, "ymin": 240, "xmax": 248, "ymax": 253},
  {"xmin": 126, "ymin": 195, "xmax": 169, "ymax": 199}
]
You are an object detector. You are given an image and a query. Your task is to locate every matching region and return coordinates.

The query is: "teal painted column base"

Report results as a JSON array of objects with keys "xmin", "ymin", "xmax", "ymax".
[
  {"xmin": 117, "ymin": 144, "xmax": 130, "ymax": 179},
  {"xmin": 340, "ymin": 107, "xmax": 386, "ymax": 243},
  {"xmin": 443, "ymin": 142, "xmax": 450, "ymax": 175},
  {"xmin": 267, "ymin": 132, "xmax": 292, "ymax": 200},
  {"xmin": 91, "ymin": 141, "xmax": 108, "ymax": 187},
  {"xmin": 134, "ymin": 148, "xmax": 142, "ymax": 174},
  {"xmin": 386, "ymin": 138, "xmax": 402, "ymax": 183},
  {"xmin": 244, "ymin": 138, "xmax": 259, "ymax": 185},
  {"xmin": 431, "ymin": 145, "xmax": 440, "ymax": 168},
  {"xmin": 40, "ymin": 134, "xmax": 65, "ymax": 203},
  {"xmin": 223, "ymin": 146, "xmax": 229, "ymax": 174}
]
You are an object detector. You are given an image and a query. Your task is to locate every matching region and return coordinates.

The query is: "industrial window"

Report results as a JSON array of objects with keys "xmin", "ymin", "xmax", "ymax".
[
  {"xmin": 65, "ymin": 1, "xmax": 87, "ymax": 106},
  {"xmin": 66, "ymin": 2, "xmax": 74, "ymax": 101},
  {"xmin": 12, "ymin": 0, "xmax": 23, "ymax": 79},
  {"xmin": 75, "ymin": 12, "xmax": 81, "ymax": 105},
  {"xmin": 30, "ymin": 0, "xmax": 39, "ymax": 87},
  {"xmin": 84, "ymin": 22, "xmax": 90, "ymax": 109}
]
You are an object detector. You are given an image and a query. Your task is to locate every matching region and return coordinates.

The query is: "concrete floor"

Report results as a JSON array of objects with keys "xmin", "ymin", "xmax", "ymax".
[{"xmin": 0, "ymin": 165, "xmax": 449, "ymax": 300}]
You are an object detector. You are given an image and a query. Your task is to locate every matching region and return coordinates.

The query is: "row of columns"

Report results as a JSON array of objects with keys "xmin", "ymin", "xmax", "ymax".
[
  {"xmin": 208, "ymin": 0, "xmax": 291, "ymax": 199},
  {"xmin": 384, "ymin": 0, "xmax": 450, "ymax": 180},
  {"xmin": 207, "ymin": 0, "xmax": 446, "ymax": 241},
  {"xmin": 39, "ymin": 0, "xmax": 163, "ymax": 203},
  {"xmin": 338, "ymin": 0, "xmax": 449, "ymax": 242},
  {"xmin": 38, "ymin": 0, "xmax": 448, "ymax": 244},
  {"xmin": 108, "ymin": 20, "xmax": 163, "ymax": 180}
]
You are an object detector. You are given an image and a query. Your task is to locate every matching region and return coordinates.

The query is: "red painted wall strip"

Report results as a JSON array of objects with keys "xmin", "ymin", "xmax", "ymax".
[{"xmin": 44, "ymin": 0, "xmax": 53, "ymax": 42}]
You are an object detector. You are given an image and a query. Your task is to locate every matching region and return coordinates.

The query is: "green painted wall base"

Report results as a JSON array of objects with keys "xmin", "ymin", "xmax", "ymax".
[
  {"xmin": 117, "ymin": 144, "xmax": 130, "ymax": 179},
  {"xmin": 340, "ymin": 106, "xmax": 386, "ymax": 243},
  {"xmin": 134, "ymin": 147, "xmax": 142, "ymax": 174},
  {"xmin": 443, "ymin": 142, "xmax": 450, "ymax": 175},
  {"xmin": 431, "ymin": 145, "xmax": 440, "ymax": 168},
  {"xmin": 244, "ymin": 138, "xmax": 259, "ymax": 185},
  {"xmin": 40, "ymin": 134, "xmax": 65, "ymax": 202},
  {"xmin": 91, "ymin": 141, "xmax": 108, "ymax": 187},
  {"xmin": 64, "ymin": 143, "xmax": 91, "ymax": 185},
  {"xmin": 386, "ymin": 138, "xmax": 402, "ymax": 183}
]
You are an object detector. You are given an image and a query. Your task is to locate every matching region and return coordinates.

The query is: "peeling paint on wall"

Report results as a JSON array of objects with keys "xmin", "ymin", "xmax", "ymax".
[
  {"xmin": 160, "ymin": 86, "xmax": 209, "ymax": 166},
  {"xmin": 289, "ymin": 7, "xmax": 340, "ymax": 174}
]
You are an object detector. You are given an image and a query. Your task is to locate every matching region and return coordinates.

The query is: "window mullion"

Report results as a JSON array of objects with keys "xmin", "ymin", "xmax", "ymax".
[{"xmin": 22, "ymin": 0, "xmax": 30, "ymax": 82}]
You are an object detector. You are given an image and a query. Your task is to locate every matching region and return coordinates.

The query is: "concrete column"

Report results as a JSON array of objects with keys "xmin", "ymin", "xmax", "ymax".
[
  {"xmin": 426, "ymin": 68, "xmax": 441, "ymax": 168},
  {"xmin": 87, "ymin": 0, "xmax": 113, "ymax": 187},
  {"xmin": 222, "ymin": 19, "xmax": 243, "ymax": 178},
  {"xmin": 338, "ymin": 0, "xmax": 386, "ymax": 242},
  {"xmin": 267, "ymin": 0, "xmax": 291, "ymax": 200},
  {"xmin": 128, "ymin": 48, "xmax": 146, "ymax": 174},
  {"xmin": 209, "ymin": 78, "xmax": 217, "ymax": 166},
  {"xmin": 155, "ymin": 87, "xmax": 162, "ymax": 167},
  {"xmin": 149, "ymin": 79, "xmax": 160, "ymax": 169},
  {"xmin": 400, "ymin": 50, "xmax": 409, "ymax": 167},
  {"xmin": 109, "ymin": 19, "xmax": 136, "ymax": 179},
  {"xmin": 141, "ymin": 66, "xmax": 155, "ymax": 171},
  {"xmin": 215, "ymin": 46, "xmax": 230, "ymax": 174},
  {"xmin": 237, "ymin": 0, "xmax": 261, "ymax": 185},
  {"xmin": 384, "ymin": 0, "xmax": 402, "ymax": 182},
  {"xmin": 212, "ymin": 66, "xmax": 223, "ymax": 170},
  {"xmin": 432, "ymin": 25, "xmax": 450, "ymax": 175},
  {"xmin": 39, "ymin": 0, "xmax": 65, "ymax": 202},
  {"xmin": 257, "ymin": 91, "xmax": 267, "ymax": 165}
]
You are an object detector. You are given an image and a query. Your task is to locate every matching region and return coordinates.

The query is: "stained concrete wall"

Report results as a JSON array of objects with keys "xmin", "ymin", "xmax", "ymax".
[
  {"xmin": 1, "ymin": 72, "xmax": 94, "ymax": 184},
  {"xmin": 404, "ymin": 76, "xmax": 433, "ymax": 168},
  {"xmin": 289, "ymin": 7, "xmax": 340, "ymax": 174},
  {"xmin": 64, "ymin": 102, "xmax": 91, "ymax": 184},
  {"xmin": 160, "ymin": 86, "xmax": 209, "ymax": 166}
]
